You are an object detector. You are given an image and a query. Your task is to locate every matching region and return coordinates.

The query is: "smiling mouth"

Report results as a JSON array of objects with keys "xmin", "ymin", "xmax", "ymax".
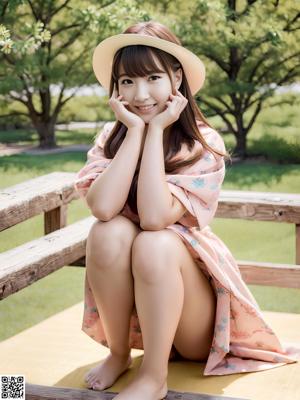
[{"xmin": 135, "ymin": 104, "xmax": 157, "ymax": 112}]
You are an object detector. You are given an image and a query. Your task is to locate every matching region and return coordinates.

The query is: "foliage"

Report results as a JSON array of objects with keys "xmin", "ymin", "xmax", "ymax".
[
  {"xmin": 154, "ymin": 0, "xmax": 300, "ymax": 158},
  {"xmin": 0, "ymin": 0, "xmax": 150, "ymax": 147},
  {"xmin": 56, "ymin": 94, "xmax": 114, "ymax": 123},
  {"xmin": 1, "ymin": 0, "xmax": 299, "ymax": 155}
]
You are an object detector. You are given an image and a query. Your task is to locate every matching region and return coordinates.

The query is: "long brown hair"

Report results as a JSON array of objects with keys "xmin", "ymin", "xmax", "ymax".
[{"xmin": 101, "ymin": 21, "xmax": 230, "ymax": 214}]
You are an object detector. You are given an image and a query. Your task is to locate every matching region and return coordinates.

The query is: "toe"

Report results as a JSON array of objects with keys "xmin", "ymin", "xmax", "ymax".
[
  {"xmin": 92, "ymin": 383, "xmax": 101, "ymax": 391},
  {"xmin": 84, "ymin": 372, "xmax": 91, "ymax": 382},
  {"xmin": 90, "ymin": 377, "xmax": 101, "ymax": 387},
  {"xmin": 85, "ymin": 376, "xmax": 94, "ymax": 388}
]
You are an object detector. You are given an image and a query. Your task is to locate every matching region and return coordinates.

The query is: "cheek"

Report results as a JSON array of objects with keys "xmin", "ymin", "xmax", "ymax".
[
  {"xmin": 155, "ymin": 83, "xmax": 172, "ymax": 102},
  {"xmin": 118, "ymin": 86, "xmax": 130, "ymax": 99}
]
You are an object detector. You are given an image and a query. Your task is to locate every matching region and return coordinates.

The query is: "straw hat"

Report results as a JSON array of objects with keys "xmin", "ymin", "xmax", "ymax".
[{"xmin": 92, "ymin": 33, "xmax": 205, "ymax": 95}]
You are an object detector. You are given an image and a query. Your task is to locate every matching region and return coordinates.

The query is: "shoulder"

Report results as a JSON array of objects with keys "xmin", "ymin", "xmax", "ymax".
[
  {"xmin": 196, "ymin": 120, "xmax": 226, "ymax": 154},
  {"xmin": 95, "ymin": 121, "xmax": 116, "ymax": 148}
]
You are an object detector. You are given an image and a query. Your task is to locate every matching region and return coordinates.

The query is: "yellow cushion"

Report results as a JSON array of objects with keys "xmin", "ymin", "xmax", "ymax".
[{"xmin": 0, "ymin": 302, "xmax": 299, "ymax": 399}]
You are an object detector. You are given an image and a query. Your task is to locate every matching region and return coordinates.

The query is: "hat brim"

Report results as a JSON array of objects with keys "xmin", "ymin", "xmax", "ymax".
[{"xmin": 92, "ymin": 34, "xmax": 205, "ymax": 96}]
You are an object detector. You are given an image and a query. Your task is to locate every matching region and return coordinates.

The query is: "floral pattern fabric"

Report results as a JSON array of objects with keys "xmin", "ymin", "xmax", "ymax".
[{"xmin": 74, "ymin": 121, "xmax": 300, "ymax": 375}]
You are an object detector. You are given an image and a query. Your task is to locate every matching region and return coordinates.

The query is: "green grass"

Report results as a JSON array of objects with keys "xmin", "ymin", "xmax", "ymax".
[
  {"xmin": 0, "ymin": 128, "xmax": 96, "ymax": 146},
  {"xmin": 0, "ymin": 92, "xmax": 300, "ymax": 342}
]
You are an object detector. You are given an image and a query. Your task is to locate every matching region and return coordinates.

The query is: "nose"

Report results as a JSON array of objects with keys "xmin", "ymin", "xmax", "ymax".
[{"xmin": 134, "ymin": 81, "xmax": 150, "ymax": 102}]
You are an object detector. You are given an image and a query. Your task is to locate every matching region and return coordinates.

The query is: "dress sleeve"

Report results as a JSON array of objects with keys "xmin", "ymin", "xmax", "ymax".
[
  {"xmin": 74, "ymin": 121, "xmax": 115, "ymax": 200},
  {"xmin": 165, "ymin": 127, "xmax": 226, "ymax": 230}
]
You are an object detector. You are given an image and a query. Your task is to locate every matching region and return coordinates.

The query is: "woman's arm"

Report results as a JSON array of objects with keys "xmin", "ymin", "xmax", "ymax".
[
  {"xmin": 137, "ymin": 90, "xmax": 189, "ymax": 229},
  {"xmin": 86, "ymin": 127, "xmax": 144, "ymax": 221},
  {"xmin": 137, "ymin": 125, "xmax": 185, "ymax": 230}
]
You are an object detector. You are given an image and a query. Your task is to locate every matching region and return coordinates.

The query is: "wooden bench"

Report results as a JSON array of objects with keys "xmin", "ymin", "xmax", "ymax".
[{"xmin": 0, "ymin": 171, "xmax": 300, "ymax": 400}]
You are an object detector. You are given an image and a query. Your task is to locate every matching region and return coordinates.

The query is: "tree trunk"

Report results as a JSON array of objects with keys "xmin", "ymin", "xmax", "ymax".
[
  {"xmin": 34, "ymin": 120, "xmax": 57, "ymax": 148},
  {"xmin": 232, "ymin": 110, "xmax": 248, "ymax": 159},
  {"xmin": 234, "ymin": 131, "xmax": 248, "ymax": 159}
]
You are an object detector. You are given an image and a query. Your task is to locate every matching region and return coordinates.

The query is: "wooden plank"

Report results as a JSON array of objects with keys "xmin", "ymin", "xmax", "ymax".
[
  {"xmin": 1, "ymin": 172, "xmax": 300, "ymax": 232},
  {"xmin": 220, "ymin": 190, "xmax": 300, "ymax": 206},
  {"xmin": 25, "ymin": 383, "xmax": 248, "ymax": 400},
  {"xmin": 238, "ymin": 260, "xmax": 300, "ymax": 288},
  {"xmin": 0, "ymin": 172, "xmax": 79, "ymax": 232},
  {"xmin": 44, "ymin": 205, "xmax": 68, "ymax": 234},
  {"xmin": 216, "ymin": 190, "xmax": 300, "ymax": 224},
  {"xmin": 0, "ymin": 216, "xmax": 96, "ymax": 300}
]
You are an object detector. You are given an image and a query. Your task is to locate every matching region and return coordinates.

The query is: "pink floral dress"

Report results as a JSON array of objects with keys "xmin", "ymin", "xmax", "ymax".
[{"xmin": 74, "ymin": 120, "xmax": 300, "ymax": 375}]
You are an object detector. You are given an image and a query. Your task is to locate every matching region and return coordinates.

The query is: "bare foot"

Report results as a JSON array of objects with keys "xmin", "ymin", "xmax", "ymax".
[
  {"xmin": 84, "ymin": 353, "xmax": 132, "ymax": 391},
  {"xmin": 113, "ymin": 371, "xmax": 168, "ymax": 400}
]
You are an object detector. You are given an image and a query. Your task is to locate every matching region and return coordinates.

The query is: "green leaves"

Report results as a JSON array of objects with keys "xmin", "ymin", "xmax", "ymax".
[
  {"xmin": 266, "ymin": 31, "xmax": 282, "ymax": 46},
  {"xmin": 0, "ymin": 20, "xmax": 51, "ymax": 55},
  {"xmin": 0, "ymin": 24, "xmax": 13, "ymax": 54},
  {"xmin": 0, "ymin": 0, "xmax": 152, "ymax": 147},
  {"xmin": 168, "ymin": 0, "xmax": 300, "ymax": 156}
]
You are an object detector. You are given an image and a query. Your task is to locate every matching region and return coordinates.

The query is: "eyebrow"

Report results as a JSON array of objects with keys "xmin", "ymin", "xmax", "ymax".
[{"xmin": 118, "ymin": 71, "xmax": 165, "ymax": 79}]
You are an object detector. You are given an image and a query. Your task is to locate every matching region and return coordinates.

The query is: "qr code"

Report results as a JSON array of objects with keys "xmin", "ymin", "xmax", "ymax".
[{"xmin": 0, "ymin": 375, "xmax": 25, "ymax": 399}]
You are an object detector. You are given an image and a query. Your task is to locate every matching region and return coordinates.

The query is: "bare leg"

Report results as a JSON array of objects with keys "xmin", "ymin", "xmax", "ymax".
[
  {"xmin": 84, "ymin": 216, "xmax": 141, "ymax": 391},
  {"xmin": 113, "ymin": 229, "xmax": 215, "ymax": 400},
  {"xmin": 113, "ymin": 230, "xmax": 183, "ymax": 400}
]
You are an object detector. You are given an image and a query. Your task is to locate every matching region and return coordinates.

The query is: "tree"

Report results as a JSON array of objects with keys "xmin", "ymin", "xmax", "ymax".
[
  {"xmin": 0, "ymin": 0, "xmax": 149, "ymax": 148},
  {"xmin": 165, "ymin": 0, "xmax": 300, "ymax": 158}
]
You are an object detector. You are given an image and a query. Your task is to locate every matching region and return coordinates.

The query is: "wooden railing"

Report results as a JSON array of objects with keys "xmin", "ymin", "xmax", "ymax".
[{"xmin": 1, "ymin": 171, "xmax": 300, "ymax": 399}]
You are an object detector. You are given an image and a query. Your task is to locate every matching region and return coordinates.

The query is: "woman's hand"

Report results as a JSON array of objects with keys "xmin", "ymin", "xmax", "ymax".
[
  {"xmin": 149, "ymin": 88, "xmax": 188, "ymax": 131},
  {"xmin": 108, "ymin": 86, "xmax": 145, "ymax": 131}
]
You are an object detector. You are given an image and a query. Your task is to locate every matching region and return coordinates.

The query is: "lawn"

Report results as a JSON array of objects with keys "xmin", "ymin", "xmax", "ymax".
[{"xmin": 0, "ymin": 95, "xmax": 300, "ymax": 342}]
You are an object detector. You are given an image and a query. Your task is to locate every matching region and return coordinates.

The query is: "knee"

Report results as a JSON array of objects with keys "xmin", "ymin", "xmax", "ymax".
[
  {"xmin": 86, "ymin": 215, "xmax": 138, "ymax": 268},
  {"xmin": 131, "ymin": 230, "xmax": 178, "ymax": 282}
]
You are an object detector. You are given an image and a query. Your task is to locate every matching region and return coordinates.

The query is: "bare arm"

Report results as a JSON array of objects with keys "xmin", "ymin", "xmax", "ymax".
[
  {"xmin": 137, "ymin": 124, "xmax": 175, "ymax": 229},
  {"xmin": 86, "ymin": 127, "xmax": 144, "ymax": 221}
]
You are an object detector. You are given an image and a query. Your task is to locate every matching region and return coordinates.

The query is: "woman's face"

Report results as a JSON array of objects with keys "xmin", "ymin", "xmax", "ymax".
[{"xmin": 117, "ymin": 56, "xmax": 182, "ymax": 125}]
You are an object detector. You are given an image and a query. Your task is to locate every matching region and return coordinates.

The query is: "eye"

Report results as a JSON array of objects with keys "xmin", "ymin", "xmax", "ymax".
[
  {"xmin": 149, "ymin": 75, "xmax": 161, "ymax": 81},
  {"xmin": 120, "ymin": 78, "xmax": 133, "ymax": 85}
]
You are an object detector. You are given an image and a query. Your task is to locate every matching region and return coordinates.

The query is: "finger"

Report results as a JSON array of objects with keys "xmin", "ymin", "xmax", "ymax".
[
  {"xmin": 175, "ymin": 88, "xmax": 185, "ymax": 99},
  {"xmin": 177, "ymin": 93, "xmax": 187, "ymax": 104},
  {"xmin": 114, "ymin": 94, "xmax": 123, "ymax": 102},
  {"xmin": 172, "ymin": 91, "xmax": 187, "ymax": 107},
  {"xmin": 169, "ymin": 95, "xmax": 181, "ymax": 109},
  {"xmin": 179, "ymin": 99, "xmax": 188, "ymax": 113},
  {"xmin": 171, "ymin": 98, "xmax": 183, "ymax": 114},
  {"xmin": 170, "ymin": 93, "xmax": 181, "ymax": 101}
]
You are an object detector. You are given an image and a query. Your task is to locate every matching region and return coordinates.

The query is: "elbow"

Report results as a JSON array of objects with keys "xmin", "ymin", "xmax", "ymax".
[
  {"xmin": 91, "ymin": 209, "xmax": 111, "ymax": 221},
  {"xmin": 86, "ymin": 193, "xmax": 111, "ymax": 221},
  {"xmin": 91, "ymin": 206, "xmax": 114, "ymax": 222},
  {"xmin": 87, "ymin": 202, "xmax": 113, "ymax": 222}
]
